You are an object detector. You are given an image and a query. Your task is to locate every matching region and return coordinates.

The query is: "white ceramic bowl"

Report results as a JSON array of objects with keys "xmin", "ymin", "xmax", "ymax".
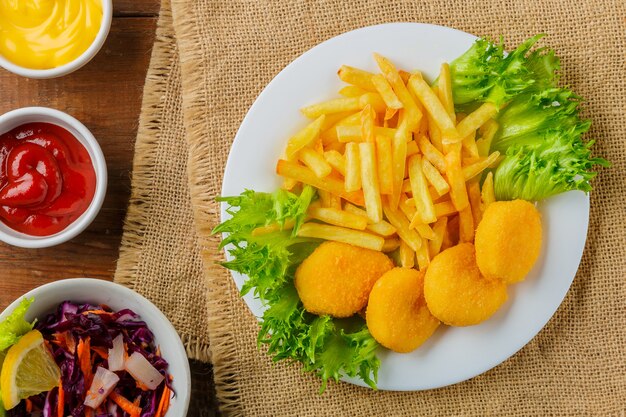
[
  {"xmin": 0, "ymin": 0, "xmax": 113, "ymax": 79},
  {"xmin": 0, "ymin": 278, "xmax": 191, "ymax": 416},
  {"xmin": 0, "ymin": 107, "xmax": 107, "ymax": 248}
]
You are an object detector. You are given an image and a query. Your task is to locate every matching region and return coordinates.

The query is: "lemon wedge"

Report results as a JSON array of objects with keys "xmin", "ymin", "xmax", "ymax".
[{"xmin": 0, "ymin": 330, "xmax": 60, "ymax": 410}]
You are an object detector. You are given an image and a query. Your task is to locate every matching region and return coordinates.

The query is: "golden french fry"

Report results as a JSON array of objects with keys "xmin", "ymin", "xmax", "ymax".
[
  {"xmin": 344, "ymin": 203, "xmax": 398, "ymax": 237},
  {"xmin": 427, "ymin": 112, "xmax": 443, "ymax": 152},
  {"xmin": 399, "ymin": 240, "xmax": 415, "ymax": 268},
  {"xmin": 383, "ymin": 200, "xmax": 422, "ymax": 251},
  {"xmin": 325, "ymin": 141, "xmax": 345, "ymax": 154},
  {"xmin": 336, "ymin": 125, "xmax": 397, "ymax": 142},
  {"xmin": 373, "ymin": 54, "xmax": 422, "ymax": 131},
  {"xmin": 372, "ymin": 73, "xmax": 404, "ymax": 109},
  {"xmin": 336, "ymin": 111, "xmax": 362, "ymax": 126},
  {"xmin": 339, "ymin": 85, "xmax": 368, "ymax": 97},
  {"xmin": 467, "ymin": 180, "xmax": 483, "ymax": 226},
  {"xmin": 390, "ymin": 114, "xmax": 409, "ymax": 209},
  {"xmin": 398, "ymin": 69, "xmax": 411, "ymax": 84},
  {"xmin": 444, "ymin": 144, "xmax": 469, "ymax": 211},
  {"xmin": 408, "ymin": 213, "xmax": 437, "ymax": 240},
  {"xmin": 463, "ymin": 151, "xmax": 500, "ymax": 181},
  {"xmin": 408, "ymin": 72, "xmax": 459, "ymax": 141},
  {"xmin": 408, "ymin": 155, "xmax": 437, "ymax": 224},
  {"xmin": 297, "ymin": 222, "xmax": 384, "ymax": 251},
  {"xmin": 402, "ymin": 178, "xmax": 412, "ymax": 194},
  {"xmin": 317, "ymin": 189, "xmax": 331, "ymax": 207},
  {"xmin": 375, "ymin": 135, "xmax": 394, "ymax": 195},
  {"xmin": 406, "ymin": 140, "xmax": 419, "ymax": 157},
  {"xmin": 282, "ymin": 178, "xmax": 298, "ymax": 190},
  {"xmin": 438, "ymin": 63, "xmax": 456, "ymax": 124},
  {"xmin": 400, "ymin": 194, "xmax": 416, "ymax": 212},
  {"xmin": 461, "ymin": 130, "xmax": 480, "ymax": 158},
  {"xmin": 458, "ymin": 205, "xmax": 474, "ymax": 243},
  {"xmin": 456, "ymin": 102, "xmax": 498, "ymax": 139},
  {"xmin": 382, "ymin": 237, "xmax": 401, "ymax": 252},
  {"xmin": 276, "ymin": 159, "xmax": 364, "ymax": 205},
  {"xmin": 434, "ymin": 200, "xmax": 457, "ymax": 217},
  {"xmin": 344, "ymin": 142, "xmax": 362, "ymax": 192},
  {"xmin": 285, "ymin": 115, "xmax": 326, "ymax": 160},
  {"xmin": 422, "ymin": 157, "xmax": 450, "ymax": 196},
  {"xmin": 324, "ymin": 150, "xmax": 346, "ymax": 176},
  {"xmin": 384, "ymin": 107, "xmax": 398, "ymax": 122},
  {"xmin": 337, "ymin": 65, "xmax": 377, "ymax": 92},
  {"xmin": 428, "ymin": 216, "xmax": 448, "ymax": 257},
  {"xmin": 481, "ymin": 171, "xmax": 496, "ymax": 210},
  {"xmin": 298, "ymin": 147, "xmax": 332, "ymax": 178},
  {"xmin": 329, "ymin": 193, "xmax": 342, "ymax": 210},
  {"xmin": 359, "ymin": 93, "xmax": 387, "ymax": 113},
  {"xmin": 366, "ymin": 221, "xmax": 397, "ymax": 237},
  {"xmin": 415, "ymin": 236, "xmax": 430, "ymax": 270},
  {"xmin": 361, "ymin": 104, "xmax": 376, "ymax": 143},
  {"xmin": 359, "ymin": 142, "xmax": 383, "ymax": 223},
  {"xmin": 252, "ymin": 219, "xmax": 297, "ymax": 236},
  {"xmin": 301, "ymin": 97, "xmax": 361, "ymax": 119},
  {"xmin": 308, "ymin": 206, "xmax": 368, "ymax": 230},
  {"xmin": 476, "ymin": 119, "xmax": 499, "ymax": 156}
]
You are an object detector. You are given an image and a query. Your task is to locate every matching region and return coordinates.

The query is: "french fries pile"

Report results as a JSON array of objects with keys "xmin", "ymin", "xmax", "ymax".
[{"xmin": 275, "ymin": 54, "xmax": 501, "ymax": 270}]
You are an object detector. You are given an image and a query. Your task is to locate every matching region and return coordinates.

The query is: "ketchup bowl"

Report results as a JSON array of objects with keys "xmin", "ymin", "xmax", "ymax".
[{"xmin": 0, "ymin": 107, "xmax": 107, "ymax": 248}]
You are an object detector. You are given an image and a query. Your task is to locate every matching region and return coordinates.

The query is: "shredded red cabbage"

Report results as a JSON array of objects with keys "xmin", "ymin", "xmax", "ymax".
[{"xmin": 7, "ymin": 301, "xmax": 173, "ymax": 417}]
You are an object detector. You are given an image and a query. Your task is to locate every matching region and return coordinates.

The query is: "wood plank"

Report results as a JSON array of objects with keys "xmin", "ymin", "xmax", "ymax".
[
  {"xmin": 114, "ymin": 0, "xmax": 161, "ymax": 16},
  {"xmin": 0, "ymin": 17, "xmax": 157, "ymax": 308}
]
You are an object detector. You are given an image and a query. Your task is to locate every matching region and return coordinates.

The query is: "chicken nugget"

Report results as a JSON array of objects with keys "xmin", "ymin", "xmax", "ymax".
[
  {"xmin": 424, "ymin": 243, "xmax": 507, "ymax": 326},
  {"xmin": 475, "ymin": 199, "xmax": 542, "ymax": 283},
  {"xmin": 295, "ymin": 241, "xmax": 393, "ymax": 317},
  {"xmin": 366, "ymin": 268, "xmax": 440, "ymax": 353}
]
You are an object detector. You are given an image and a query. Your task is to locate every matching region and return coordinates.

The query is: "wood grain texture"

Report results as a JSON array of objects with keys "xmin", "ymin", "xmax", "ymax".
[
  {"xmin": 0, "ymin": 18, "xmax": 157, "ymax": 307},
  {"xmin": 114, "ymin": 0, "xmax": 161, "ymax": 16}
]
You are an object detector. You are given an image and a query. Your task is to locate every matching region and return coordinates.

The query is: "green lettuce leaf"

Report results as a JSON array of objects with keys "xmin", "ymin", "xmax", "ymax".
[
  {"xmin": 214, "ymin": 188, "xmax": 380, "ymax": 392},
  {"xmin": 449, "ymin": 34, "xmax": 608, "ymax": 200},
  {"xmin": 494, "ymin": 127, "xmax": 609, "ymax": 200},
  {"xmin": 0, "ymin": 298, "xmax": 34, "ymax": 352},
  {"xmin": 214, "ymin": 186, "xmax": 318, "ymax": 302},
  {"xmin": 449, "ymin": 34, "xmax": 544, "ymax": 108}
]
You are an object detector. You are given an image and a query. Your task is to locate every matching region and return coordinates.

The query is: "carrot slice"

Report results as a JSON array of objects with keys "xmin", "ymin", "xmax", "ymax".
[
  {"xmin": 57, "ymin": 380, "xmax": 64, "ymax": 417},
  {"xmin": 109, "ymin": 391, "xmax": 142, "ymax": 417},
  {"xmin": 77, "ymin": 337, "xmax": 93, "ymax": 387},
  {"xmin": 85, "ymin": 407, "xmax": 94, "ymax": 417},
  {"xmin": 91, "ymin": 346, "xmax": 109, "ymax": 359},
  {"xmin": 155, "ymin": 384, "xmax": 172, "ymax": 417},
  {"xmin": 80, "ymin": 309, "xmax": 111, "ymax": 316},
  {"xmin": 25, "ymin": 398, "xmax": 32, "ymax": 413}
]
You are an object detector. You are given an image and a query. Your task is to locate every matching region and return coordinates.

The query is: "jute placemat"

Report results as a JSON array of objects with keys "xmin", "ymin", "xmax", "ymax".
[
  {"xmin": 167, "ymin": 0, "xmax": 625, "ymax": 415},
  {"xmin": 114, "ymin": 0, "xmax": 211, "ymax": 363}
]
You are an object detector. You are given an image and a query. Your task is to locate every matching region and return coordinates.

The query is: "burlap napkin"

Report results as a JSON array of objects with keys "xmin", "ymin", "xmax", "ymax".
[
  {"xmin": 117, "ymin": 0, "xmax": 626, "ymax": 415},
  {"xmin": 114, "ymin": 0, "xmax": 210, "ymax": 363}
]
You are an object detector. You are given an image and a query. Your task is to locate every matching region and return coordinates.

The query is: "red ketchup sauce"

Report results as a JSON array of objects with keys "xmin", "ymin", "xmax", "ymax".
[{"xmin": 0, "ymin": 122, "xmax": 96, "ymax": 236}]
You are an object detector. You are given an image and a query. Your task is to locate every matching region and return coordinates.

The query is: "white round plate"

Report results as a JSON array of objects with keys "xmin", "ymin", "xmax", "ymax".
[{"xmin": 221, "ymin": 23, "xmax": 589, "ymax": 391}]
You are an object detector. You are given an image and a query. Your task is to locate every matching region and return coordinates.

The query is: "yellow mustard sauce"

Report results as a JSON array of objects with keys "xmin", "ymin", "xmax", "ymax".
[{"xmin": 0, "ymin": 0, "xmax": 103, "ymax": 69}]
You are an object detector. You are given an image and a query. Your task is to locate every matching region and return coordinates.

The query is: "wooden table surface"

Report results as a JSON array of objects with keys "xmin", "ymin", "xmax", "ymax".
[{"xmin": 0, "ymin": 1, "xmax": 218, "ymax": 415}]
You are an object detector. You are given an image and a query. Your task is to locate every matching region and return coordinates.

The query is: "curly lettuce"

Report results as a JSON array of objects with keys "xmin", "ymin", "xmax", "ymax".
[
  {"xmin": 450, "ymin": 34, "xmax": 608, "ymax": 200},
  {"xmin": 214, "ymin": 187, "xmax": 380, "ymax": 392}
]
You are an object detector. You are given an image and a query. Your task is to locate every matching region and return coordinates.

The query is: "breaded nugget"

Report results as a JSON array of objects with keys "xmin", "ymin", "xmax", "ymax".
[
  {"xmin": 366, "ymin": 268, "xmax": 440, "ymax": 353},
  {"xmin": 295, "ymin": 241, "xmax": 393, "ymax": 317},
  {"xmin": 424, "ymin": 243, "xmax": 507, "ymax": 326},
  {"xmin": 475, "ymin": 199, "xmax": 542, "ymax": 283}
]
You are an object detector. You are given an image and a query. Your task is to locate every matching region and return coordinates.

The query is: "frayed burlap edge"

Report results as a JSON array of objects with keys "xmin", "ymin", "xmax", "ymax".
[
  {"xmin": 170, "ymin": 1, "xmax": 244, "ymax": 414},
  {"xmin": 115, "ymin": 0, "xmax": 212, "ymax": 364}
]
